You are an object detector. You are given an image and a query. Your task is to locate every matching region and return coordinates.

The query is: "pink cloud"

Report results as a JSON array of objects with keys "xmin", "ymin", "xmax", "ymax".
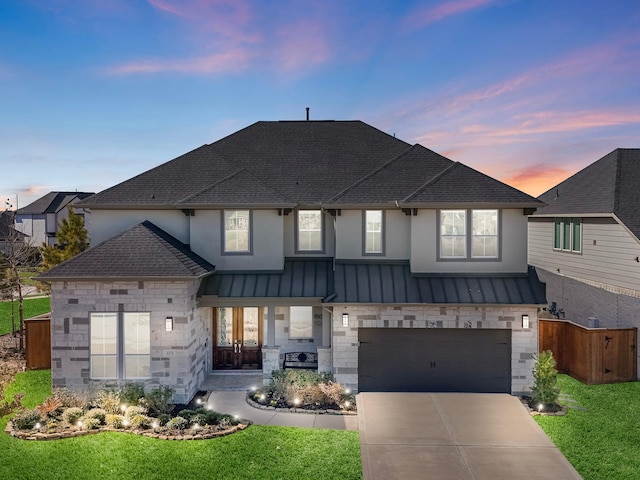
[
  {"xmin": 107, "ymin": 48, "xmax": 252, "ymax": 75},
  {"xmin": 274, "ymin": 21, "xmax": 331, "ymax": 72},
  {"xmin": 406, "ymin": 0, "xmax": 496, "ymax": 29},
  {"xmin": 499, "ymin": 164, "xmax": 572, "ymax": 196}
]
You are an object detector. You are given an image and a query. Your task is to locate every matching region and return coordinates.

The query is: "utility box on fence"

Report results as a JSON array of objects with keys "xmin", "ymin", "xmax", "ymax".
[
  {"xmin": 539, "ymin": 319, "xmax": 637, "ymax": 384},
  {"xmin": 25, "ymin": 313, "xmax": 51, "ymax": 370}
]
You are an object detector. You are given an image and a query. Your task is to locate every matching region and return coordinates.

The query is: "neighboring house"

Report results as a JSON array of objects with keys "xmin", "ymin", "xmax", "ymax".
[
  {"xmin": 14, "ymin": 191, "xmax": 94, "ymax": 246},
  {"xmin": 528, "ymin": 148, "xmax": 640, "ymax": 376},
  {"xmin": 0, "ymin": 210, "xmax": 27, "ymax": 254},
  {"xmin": 38, "ymin": 120, "xmax": 545, "ymax": 403}
]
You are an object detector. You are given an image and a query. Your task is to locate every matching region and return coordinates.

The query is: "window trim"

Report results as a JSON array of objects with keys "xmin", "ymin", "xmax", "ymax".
[
  {"xmin": 221, "ymin": 209, "xmax": 253, "ymax": 255},
  {"xmin": 362, "ymin": 209, "xmax": 385, "ymax": 256},
  {"xmin": 437, "ymin": 209, "xmax": 502, "ymax": 261},
  {"xmin": 90, "ymin": 311, "xmax": 151, "ymax": 380},
  {"xmin": 553, "ymin": 217, "xmax": 582, "ymax": 253},
  {"xmin": 295, "ymin": 209, "xmax": 325, "ymax": 253}
]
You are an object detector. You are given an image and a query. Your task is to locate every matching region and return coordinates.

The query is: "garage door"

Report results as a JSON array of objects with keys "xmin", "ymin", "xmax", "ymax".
[{"xmin": 358, "ymin": 328, "xmax": 511, "ymax": 393}]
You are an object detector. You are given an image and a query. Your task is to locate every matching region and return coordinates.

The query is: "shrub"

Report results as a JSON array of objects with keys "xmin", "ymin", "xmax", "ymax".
[
  {"xmin": 124, "ymin": 405, "xmax": 147, "ymax": 422},
  {"xmin": 83, "ymin": 417, "xmax": 102, "ymax": 430},
  {"xmin": 105, "ymin": 414, "xmax": 125, "ymax": 429},
  {"xmin": 53, "ymin": 388, "xmax": 89, "ymax": 409},
  {"xmin": 85, "ymin": 408, "xmax": 107, "ymax": 425},
  {"xmin": 94, "ymin": 390, "xmax": 121, "ymax": 414},
  {"xmin": 62, "ymin": 407, "xmax": 84, "ymax": 426},
  {"xmin": 177, "ymin": 409, "xmax": 196, "ymax": 421},
  {"xmin": 36, "ymin": 396, "xmax": 63, "ymax": 418},
  {"xmin": 130, "ymin": 414, "xmax": 151, "ymax": 430},
  {"xmin": 12, "ymin": 409, "xmax": 41, "ymax": 430},
  {"xmin": 270, "ymin": 369, "xmax": 336, "ymax": 407},
  {"xmin": 146, "ymin": 386, "xmax": 175, "ymax": 416},
  {"xmin": 157, "ymin": 413, "xmax": 171, "ymax": 426},
  {"xmin": 46, "ymin": 420, "xmax": 58, "ymax": 433},
  {"xmin": 119, "ymin": 383, "xmax": 145, "ymax": 406},
  {"xmin": 318, "ymin": 381, "xmax": 347, "ymax": 407},
  {"xmin": 531, "ymin": 350, "xmax": 561, "ymax": 407},
  {"xmin": 166, "ymin": 416, "xmax": 188, "ymax": 431}
]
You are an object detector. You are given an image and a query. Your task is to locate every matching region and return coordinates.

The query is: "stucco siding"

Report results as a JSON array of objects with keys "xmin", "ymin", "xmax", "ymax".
[
  {"xmin": 529, "ymin": 217, "xmax": 640, "ymax": 293},
  {"xmin": 89, "ymin": 209, "xmax": 189, "ymax": 246}
]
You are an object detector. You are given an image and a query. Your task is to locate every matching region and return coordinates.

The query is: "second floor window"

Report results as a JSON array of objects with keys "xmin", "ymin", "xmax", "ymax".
[
  {"xmin": 440, "ymin": 209, "xmax": 499, "ymax": 259},
  {"xmin": 553, "ymin": 217, "xmax": 581, "ymax": 253},
  {"xmin": 297, "ymin": 210, "xmax": 323, "ymax": 252},
  {"xmin": 364, "ymin": 210, "xmax": 384, "ymax": 254},
  {"xmin": 224, "ymin": 209, "xmax": 251, "ymax": 253}
]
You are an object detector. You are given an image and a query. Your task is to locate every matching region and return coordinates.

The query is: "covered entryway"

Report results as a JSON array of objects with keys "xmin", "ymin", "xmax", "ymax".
[
  {"xmin": 358, "ymin": 328, "xmax": 511, "ymax": 393},
  {"xmin": 357, "ymin": 393, "xmax": 582, "ymax": 479},
  {"xmin": 213, "ymin": 307, "xmax": 262, "ymax": 370}
]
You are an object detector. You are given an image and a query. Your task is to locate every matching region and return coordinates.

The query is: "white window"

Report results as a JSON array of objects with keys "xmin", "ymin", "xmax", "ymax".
[
  {"xmin": 297, "ymin": 210, "xmax": 323, "ymax": 251},
  {"xmin": 289, "ymin": 306, "xmax": 313, "ymax": 339},
  {"xmin": 440, "ymin": 210, "xmax": 467, "ymax": 258},
  {"xmin": 224, "ymin": 209, "xmax": 251, "ymax": 253},
  {"xmin": 364, "ymin": 210, "xmax": 383, "ymax": 254},
  {"xmin": 553, "ymin": 217, "xmax": 581, "ymax": 253},
  {"xmin": 471, "ymin": 210, "xmax": 499, "ymax": 258},
  {"xmin": 440, "ymin": 209, "xmax": 500, "ymax": 260},
  {"xmin": 90, "ymin": 313, "xmax": 118, "ymax": 379},
  {"xmin": 90, "ymin": 312, "xmax": 150, "ymax": 380}
]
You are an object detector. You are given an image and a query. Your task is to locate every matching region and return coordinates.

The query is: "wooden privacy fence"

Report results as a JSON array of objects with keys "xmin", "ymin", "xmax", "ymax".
[
  {"xmin": 25, "ymin": 313, "xmax": 51, "ymax": 370},
  {"xmin": 539, "ymin": 319, "xmax": 637, "ymax": 384}
]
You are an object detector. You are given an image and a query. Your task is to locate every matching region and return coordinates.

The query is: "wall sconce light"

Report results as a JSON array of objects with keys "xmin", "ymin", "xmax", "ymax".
[
  {"xmin": 165, "ymin": 316, "xmax": 174, "ymax": 332},
  {"xmin": 522, "ymin": 315, "xmax": 530, "ymax": 329},
  {"xmin": 342, "ymin": 313, "xmax": 349, "ymax": 327}
]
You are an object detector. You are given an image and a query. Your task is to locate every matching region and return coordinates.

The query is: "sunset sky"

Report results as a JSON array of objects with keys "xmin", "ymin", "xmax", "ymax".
[{"xmin": 1, "ymin": 0, "xmax": 639, "ymax": 209}]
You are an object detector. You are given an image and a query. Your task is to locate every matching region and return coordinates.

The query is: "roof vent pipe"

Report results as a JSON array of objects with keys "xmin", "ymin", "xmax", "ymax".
[{"xmin": 306, "ymin": 107, "xmax": 309, "ymax": 121}]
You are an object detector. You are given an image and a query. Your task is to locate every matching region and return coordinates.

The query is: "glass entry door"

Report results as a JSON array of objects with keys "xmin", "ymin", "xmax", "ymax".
[{"xmin": 213, "ymin": 307, "xmax": 262, "ymax": 370}]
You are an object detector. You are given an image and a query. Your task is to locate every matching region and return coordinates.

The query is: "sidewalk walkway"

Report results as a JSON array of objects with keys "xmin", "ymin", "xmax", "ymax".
[{"xmin": 206, "ymin": 391, "xmax": 358, "ymax": 431}]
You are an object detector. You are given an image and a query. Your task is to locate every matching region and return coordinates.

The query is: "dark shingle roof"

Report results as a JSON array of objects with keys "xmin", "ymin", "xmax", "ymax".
[
  {"xmin": 332, "ymin": 262, "xmax": 546, "ymax": 305},
  {"xmin": 534, "ymin": 149, "xmax": 640, "ymax": 239},
  {"xmin": 80, "ymin": 120, "xmax": 540, "ymax": 209},
  {"xmin": 17, "ymin": 192, "xmax": 94, "ymax": 215},
  {"xmin": 199, "ymin": 258, "xmax": 333, "ymax": 298},
  {"xmin": 36, "ymin": 221, "xmax": 214, "ymax": 280}
]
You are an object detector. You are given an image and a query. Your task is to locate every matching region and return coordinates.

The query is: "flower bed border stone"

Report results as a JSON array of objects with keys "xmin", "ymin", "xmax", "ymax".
[{"xmin": 246, "ymin": 394, "xmax": 356, "ymax": 415}]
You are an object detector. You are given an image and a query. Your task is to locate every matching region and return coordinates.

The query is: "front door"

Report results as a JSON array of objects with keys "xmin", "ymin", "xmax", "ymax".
[{"xmin": 213, "ymin": 307, "xmax": 262, "ymax": 370}]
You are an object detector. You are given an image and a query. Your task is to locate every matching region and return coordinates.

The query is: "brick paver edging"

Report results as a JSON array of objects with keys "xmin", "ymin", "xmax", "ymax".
[
  {"xmin": 5, "ymin": 420, "xmax": 249, "ymax": 441},
  {"xmin": 246, "ymin": 395, "xmax": 357, "ymax": 415}
]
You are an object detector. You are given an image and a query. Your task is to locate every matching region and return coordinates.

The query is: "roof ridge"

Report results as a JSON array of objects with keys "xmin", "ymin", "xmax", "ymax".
[
  {"xmin": 401, "ymin": 162, "xmax": 460, "ymax": 202},
  {"xmin": 176, "ymin": 168, "xmax": 247, "ymax": 203},
  {"xmin": 613, "ymin": 148, "xmax": 622, "ymax": 215},
  {"xmin": 141, "ymin": 221, "xmax": 197, "ymax": 275},
  {"xmin": 326, "ymin": 144, "xmax": 419, "ymax": 203}
]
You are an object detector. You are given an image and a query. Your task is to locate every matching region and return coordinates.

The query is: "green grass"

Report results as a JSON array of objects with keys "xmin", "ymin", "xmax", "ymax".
[
  {"xmin": 1, "ymin": 370, "xmax": 362, "ymax": 480},
  {"xmin": 0, "ymin": 297, "xmax": 50, "ymax": 335},
  {"xmin": 535, "ymin": 374, "xmax": 640, "ymax": 480}
]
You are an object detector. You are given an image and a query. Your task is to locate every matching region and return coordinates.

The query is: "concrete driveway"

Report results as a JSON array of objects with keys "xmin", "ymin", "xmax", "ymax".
[{"xmin": 357, "ymin": 392, "xmax": 582, "ymax": 480}]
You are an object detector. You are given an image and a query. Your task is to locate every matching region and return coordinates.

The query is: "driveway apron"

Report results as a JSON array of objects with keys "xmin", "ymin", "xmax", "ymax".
[{"xmin": 357, "ymin": 392, "xmax": 582, "ymax": 480}]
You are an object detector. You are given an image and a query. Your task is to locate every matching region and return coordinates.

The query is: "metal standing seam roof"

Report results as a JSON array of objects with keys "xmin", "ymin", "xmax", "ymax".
[
  {"xmin": 330, "ymin": 262, "xmax": 546, "ymax": 305},
  {"xmin": 199, "ymin": 258, "xmax": 334, "ymax": 298}
]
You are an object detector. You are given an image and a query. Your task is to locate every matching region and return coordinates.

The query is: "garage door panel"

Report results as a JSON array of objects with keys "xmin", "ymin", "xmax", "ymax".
[{"xmin": 358, "ymin": 328, "xmax": 511, "ymax": 393}]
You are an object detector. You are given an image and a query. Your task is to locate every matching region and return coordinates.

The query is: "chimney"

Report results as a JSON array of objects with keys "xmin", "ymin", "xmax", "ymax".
[{"xmin": 306, "ymin": 107, "xmax": 309, "ymax": 121}]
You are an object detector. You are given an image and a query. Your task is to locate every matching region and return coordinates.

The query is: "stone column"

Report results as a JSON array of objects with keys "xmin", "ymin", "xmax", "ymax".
[
  {"xmin": 262, "ymin": 347, "xmax": 280, "ymax": 385},
  {"xmin": 317, "ymin": 346, "xmax": 332, "ymax": 374}
]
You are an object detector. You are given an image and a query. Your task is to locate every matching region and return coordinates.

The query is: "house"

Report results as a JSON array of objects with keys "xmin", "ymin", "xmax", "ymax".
[
  {"xmin": 37, "ymin": 120, "xmax": 545, "ymax": 403},
  {"xmin": 528, "ymin": 148, "xmax": 640, "ymax": 376},
  {"xmin": 0, "ymin": 210, "xmax": 26, "ymax": 254},
  {"xmin": 14, "ymin": 191, "xmax": 94, "ymax": 246}
]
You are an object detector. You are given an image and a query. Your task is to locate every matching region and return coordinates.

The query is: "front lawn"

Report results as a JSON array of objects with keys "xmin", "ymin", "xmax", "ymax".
[
  {"xmin": 2, "ymin": 370, "xmax": 362, "ymax": 480},
  {"xmin": 535, "ymin": 374, "xmax": 640, "ymax": 480},
  {"xmin": 0, "ymin": 297, "xmax": 50, "ymax": 335}
]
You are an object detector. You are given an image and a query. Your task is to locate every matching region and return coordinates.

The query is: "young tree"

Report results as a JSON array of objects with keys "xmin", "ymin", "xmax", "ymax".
[{"xmin": 41, "ymin": 204, "xmax": 89, "ymax": 271}]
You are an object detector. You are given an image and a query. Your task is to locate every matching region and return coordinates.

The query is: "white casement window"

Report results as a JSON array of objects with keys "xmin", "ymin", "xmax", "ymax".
[
  {"xmin": 124, "ymin": 313, "xmax": 151, "ymax": 379},
  {"xmin": 364, "ymin": 210, "xmax": 384, "ymax": 254},
  {"xmin": 440, "ymin": 209, "xmax": 500, "ymax": 259},
  {"xmin": 90, "ymin": 312, "xmax": 150, "ymax": 380},
  {"xmin": 297, "ymin": 210, "xmax": 323, "ymax": 251},
  {"xmin": 90, "ymin": 313, "xmax": 118, "ymax": 379},
  {"xmin": 289, "ymin": 306, "xmax": 313, "ymax": 339},
  {"xmin": 471, "ymin": 210, "xmax": 499, "ymax": 258},
  {"xmin": 553, "ymin": 217, "xmax": 581, "ymax": 253},
  {"xmin": 440, "ymin": 210, "xmax": 467, "ymax": 258},
  {"xmin": 224, "ymin": 209, "xmax": 251, "ymax": 253}
]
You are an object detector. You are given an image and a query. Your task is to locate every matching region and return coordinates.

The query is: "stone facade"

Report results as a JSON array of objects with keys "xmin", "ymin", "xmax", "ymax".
[
  {"xmin": 50, "ymin": 279, "xmax": 208, "ymax": 403},
  {"xmin": 332, "ymin": 304, "xmax": 539, "ymax": 396}
]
